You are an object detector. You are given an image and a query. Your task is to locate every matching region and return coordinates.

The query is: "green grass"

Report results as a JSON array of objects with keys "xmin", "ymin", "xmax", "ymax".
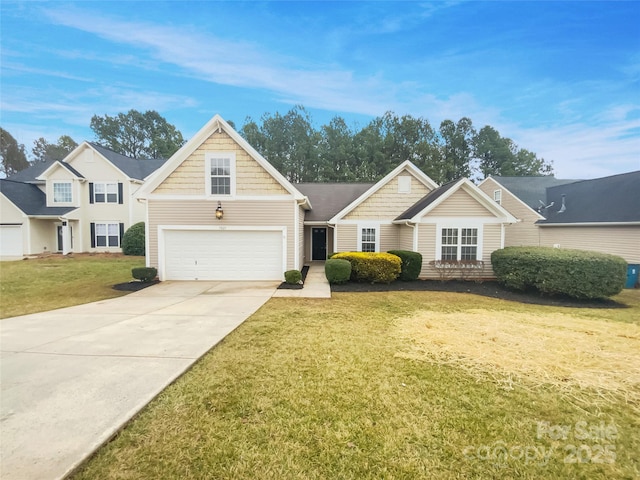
[
  {"xmin": 0, "ymin": 254, "xmax": 145, "ymax": 318},
  {"xmin": 72, "ymin": 290, "xmax": 640, "ymax": 480}
]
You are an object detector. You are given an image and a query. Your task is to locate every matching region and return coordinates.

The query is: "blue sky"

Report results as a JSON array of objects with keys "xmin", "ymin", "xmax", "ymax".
[{"xmin": 1, "ymin": 1, "xmax": 639, "ymax": 179}]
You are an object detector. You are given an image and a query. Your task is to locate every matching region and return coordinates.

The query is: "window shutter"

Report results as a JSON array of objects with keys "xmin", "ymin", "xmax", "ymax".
[
  {"xmin": 89, "ymin": 183, "xmax": 94, "ymax": 204},
  {"xmin": 90, "ymin": 223, "xmax": 96, "ymax": 248},
  {"xmin": 119, "ymin": 223, "xmax": 125, "ymax": 242},
  {"xmin": 118, "ymin": 183, "xmax": 123, "ymax": 204}
]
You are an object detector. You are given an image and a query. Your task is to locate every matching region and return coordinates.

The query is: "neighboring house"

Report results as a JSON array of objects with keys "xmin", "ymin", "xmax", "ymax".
[
  {"xmin": 479, "ymin": 172, "xmax": 640, "ymax": 265},
  {"xmin": 0, "ymin": 143, "xmax": 166, "ymax": 257},
  {"xmin": 136, "ymin": 115, "xmax": 517, "ymax": 281},
  {"xmin": 537, "ymin": 171, "xmax": 640, "ymax": 265},
  {"xmin": 477, "ymin": 175, "xmax": 578, "ymax": 247}
]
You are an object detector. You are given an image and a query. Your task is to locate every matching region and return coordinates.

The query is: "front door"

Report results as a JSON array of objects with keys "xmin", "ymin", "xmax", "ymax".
[
  {"xmin": 312, "ymin": 228, "xmax": 327, "ymax": 261},
  {"xmin": 57, "ymin": 226, "xmax": 63, "ymax": 252}
]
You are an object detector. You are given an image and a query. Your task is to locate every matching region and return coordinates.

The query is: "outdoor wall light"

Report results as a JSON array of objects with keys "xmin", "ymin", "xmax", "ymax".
[{"xmin": 215, "ymin": 201, "xmax": 224, "ymax": 220}]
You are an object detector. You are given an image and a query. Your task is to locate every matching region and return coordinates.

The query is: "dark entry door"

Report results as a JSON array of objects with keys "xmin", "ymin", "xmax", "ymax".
[
  {"xmin": 312, "ymin": 228, "xmax": 327, "ymax": 260},
  {"xmin": 57, "ymin": 226, "xmax": 63, "ymax": 252}
]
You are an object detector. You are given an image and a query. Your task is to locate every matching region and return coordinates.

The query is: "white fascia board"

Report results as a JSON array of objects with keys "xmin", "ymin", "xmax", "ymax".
[
  {"xmin": 136, "ymin": 114, "xmax": 308, "ymax": 205},
  {"xmin": 328, "ymin": 160, "xmax": 439, "ymax": 223},
  {"xmin": 408, "ymin": 178, "xmax": 466, "ymax": 222}
]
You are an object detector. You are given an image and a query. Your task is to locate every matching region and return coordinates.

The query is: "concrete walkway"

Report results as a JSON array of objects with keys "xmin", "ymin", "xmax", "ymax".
[
  {"xmin": 0, "ymin": 281, "xmax": 278, "ymax": 480},
  {"xmin": 272, "ymin": 263, "xmax": 331, "ymax": 298}
]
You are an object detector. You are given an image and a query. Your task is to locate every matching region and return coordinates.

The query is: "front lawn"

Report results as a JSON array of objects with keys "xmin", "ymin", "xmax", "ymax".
[
  {"xmin": 0, "ymin": 254, "xmax": 145, "ymax": 319},
  {"xmin": 73, "ymin": 290, "xmax": 639, "ymax": 479}
]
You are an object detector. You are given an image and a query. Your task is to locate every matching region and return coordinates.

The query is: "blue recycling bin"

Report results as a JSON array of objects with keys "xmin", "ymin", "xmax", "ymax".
[{"xmin": 626, "ymin": 264, "xmax": 639, "ymax": 289}]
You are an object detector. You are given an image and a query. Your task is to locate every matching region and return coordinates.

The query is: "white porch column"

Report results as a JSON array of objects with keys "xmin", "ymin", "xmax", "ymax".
[{"xmin": 61, "ymin": 220, "xmax": 71, "ymax": 255}]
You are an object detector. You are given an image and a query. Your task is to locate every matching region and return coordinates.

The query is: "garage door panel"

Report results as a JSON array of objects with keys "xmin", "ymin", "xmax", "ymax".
[
  {"xmin": 163, "ymin": 229, "xmax": 283, "ymax": 281},
  {"xmin": 0, "ymin": 225, "xmax": 23, "ymax": 257}
]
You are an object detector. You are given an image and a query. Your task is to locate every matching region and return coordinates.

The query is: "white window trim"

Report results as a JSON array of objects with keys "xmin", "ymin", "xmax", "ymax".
[
  {"xmin": 493, "ymin": 189, "xmax": 502, "ymax": 205},
  {"xmin": 205, "ymin": 152, "xmax": 236, "ymax": 197},
  {"xmin": 357, "ymin": 222, "xmax": 380, "ymax": 252},
  {"xmin": 53, "ymin": 181, "xmax": 73, "ymax": 203},
  {"xmin": 93, "ymin": 182, "xmax": 119, "ymax": 203},
  {"xmin": 435, "ymin": 223, "xmax": 483, "ymax": 261},
  {"xmin": 95, "ymin": 221, "xmax": 120, "ymax": 248}
]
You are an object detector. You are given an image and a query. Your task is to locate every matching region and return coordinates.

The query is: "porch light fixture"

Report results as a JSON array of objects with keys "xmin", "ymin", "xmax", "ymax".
[{"xmin": 215, "ymin": 201, "xmax": 224, "ymax": 220}]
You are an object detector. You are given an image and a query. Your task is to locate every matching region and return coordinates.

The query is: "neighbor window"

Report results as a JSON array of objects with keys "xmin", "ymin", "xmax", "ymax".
[
  {"xmin": 53, "ymin": 182, "xmax": 72, "ymax": 203},
  {"xmin": 94, "ymin": 182, "xmax": 119, "ymax": 203},
  {"xmin": 207, "ymin": 153, "xmax": 236, "ymax": 196},
  {"xmin": 440, "ymin": 227, "xmax": 478, "ymax": 261},
  {"xmin": 95, "ymin": 222, "xmax": 120, "ymax": 247},
  {"xmin": 494, "ymin": 189, "xmax": 502, "ymax": 205}
]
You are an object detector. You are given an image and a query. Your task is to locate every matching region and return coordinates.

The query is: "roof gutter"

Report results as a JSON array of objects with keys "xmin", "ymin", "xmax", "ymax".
[{"xmin": 537, "ymin": 221, "xmax": 640, "ymax": 227}]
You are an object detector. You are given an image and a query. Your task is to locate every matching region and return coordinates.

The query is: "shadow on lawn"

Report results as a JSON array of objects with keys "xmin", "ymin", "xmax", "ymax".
[{"xmin": 331, "ymin": 279, "xmax": 630, "ymax": 309}]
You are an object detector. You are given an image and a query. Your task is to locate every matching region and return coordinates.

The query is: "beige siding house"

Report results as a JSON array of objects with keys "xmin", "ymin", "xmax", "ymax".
[
  {"xmin": 480, "ymin": 173, "xmax": 640, "ymax": 265},
  {"xmin": 135, "ymin": 114, "xmax": 519, "ymax": 281},
  {"xmin": 0, "ymin": 143, "xmax": 165, "ymax": 258}
]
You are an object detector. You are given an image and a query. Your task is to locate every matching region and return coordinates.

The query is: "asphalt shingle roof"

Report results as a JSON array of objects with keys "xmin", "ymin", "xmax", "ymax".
[
  {"xmin": 295, "ymin": 183, "xmax": 374, "ymax": 221},
  {"xmin": 89, "ymin": 143, "xmax": 167, "ymax": 180},
  {"xmin": 489, "ymin": 176, "xmax": 579, "ymax": 210},
  {"xmin": 0, "ymin": 179, "xmax": 76, "ymax": 216},
  {"xmin": 395, "ymin": 180, "xmax": 458, "ymax": 221},
  {"xmin": 5, "ymin": 159, "xmax": 55, "ymax": 183},
  {"xmin": 538, "ymin": 170, "xmax": 640, "ymax": 224}
]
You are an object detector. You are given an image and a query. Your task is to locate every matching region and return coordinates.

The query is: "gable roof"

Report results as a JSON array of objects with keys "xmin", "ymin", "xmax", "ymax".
[
  {"xmin": 6, "ymin": 143, "xmax": 166, "ymax": 183},
  {"xmin": 136, "ymin": 114, "xmax": 308, "ymax": 204},
  {"xmin": 89, "ymin": 143, "xmax": 167, "ymax": 180},
  {"xmin": 36, "ymin": 160, "xmax": 86, "ymax": 181},
  {"xmin": 296, "ymin": 183, "xmax": 374, "ymax": 222},
  {"xmin": 538, "ymin": 170, "xmax": 640, "ymax": 225},
  {"xmin": 486, "ymin": 175, "xmax": 579, "ymax": 211},
  {"xmin": 0, "ymin": 179, "xmax": 76, "ymax": 217},
  {"xmin": 395, "ymin": 177, "xmax": 517, "ymax": 223},
  {"xmin": 395, "ymin": 179, "xmax": 459, "ymax": 220},
  {"xmin": 6, "ymin": 159, "xmax": 56, "ymax": 183},
  {"xmin": 328, "ymin": 160, "xmax": 439, "ymax": 223}
]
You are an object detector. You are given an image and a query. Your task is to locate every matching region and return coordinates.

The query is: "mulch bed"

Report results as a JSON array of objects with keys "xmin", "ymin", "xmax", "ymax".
[
  {"xmin": 331, "ymin": 279, "xmax": 628, "ymax": 309},
  {"xmin": 277, "ymin": 265, "xmax": 310, "ymax": 290},
  {"xmin": 112, "ymin": 280, "xmax": 160, "ymax": 292}
]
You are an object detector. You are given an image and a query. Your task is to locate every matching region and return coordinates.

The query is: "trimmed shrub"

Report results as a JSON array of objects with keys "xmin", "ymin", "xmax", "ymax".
[
  {"xmin": 492, "ymin": 246, "xmax": 627, "ymax": 299},
  {"xmin": 325, "ymin": 259, "xmax": 352, "ymax": 284},
  {"xmin": 284, "ymin": 269, "xmax": 302, "ymax": 284},
  {"xmin": 122, "ymin": 222, "xmax": 146, "ymax": 256},
  {"xmin": 132, "ymin": 267, "xmax": 157, "ymax": 283},
  {"xmin": 332, "ymin": 252, "xmax": 401, "ymax": 284},
  {"xmin": 387, "ymin": 250, "xmax": 423, "ymax": 281}
]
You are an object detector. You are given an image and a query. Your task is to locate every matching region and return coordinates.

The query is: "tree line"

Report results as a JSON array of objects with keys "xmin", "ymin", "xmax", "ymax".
[{"xmin": 1, "ymin": 106, "xmax": 553, "ymax": 183}]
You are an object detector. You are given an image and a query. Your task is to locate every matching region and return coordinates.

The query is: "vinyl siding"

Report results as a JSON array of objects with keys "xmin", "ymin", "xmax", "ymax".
[
  {"xmin": 153, "ymin": 130, "xmax": 288, "ymax": 196},
  {"xmin": 380, "ymin": 224, "xmax": 399, "ymax": 252},
  {"xmin": 336, "ymin": 224, "xmax": 357, "ymax": 252},
  {"xmin": 398, "ymin": 224, "xmax": 415, "ymax": 251},
  {"xmin": 148, "ymin": 199, "xmax": 296, "ymax": 270},
  {"xmin": 345, "ymin": 172, "xmax": 433, "ymax": 220},
  {"xmin": 417, "ymin": 224, "xmax": 437, "ymax": 278},
  {"xmin": 481, "ymin": 224, "xmax": 502, "ymax": 277},
  {"xmin": 303, "ymin": 225, "xmax": 311, "ymax": 261},
  {"xmin": 478, "ymin": 178, "xmax": 541, "ymax": 247},
  {"xmin": 428, "ymin": 188, "xmax": 492, "ymax": 217},
  {"xmin": 539, "ymin": 226, "xmax": 640, "ymax": 263}
]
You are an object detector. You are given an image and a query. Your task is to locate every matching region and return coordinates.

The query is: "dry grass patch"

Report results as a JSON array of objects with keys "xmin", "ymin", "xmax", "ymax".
[{"xmin": 395, "ymin": 308, "xmax": 640, "ymax": 412}]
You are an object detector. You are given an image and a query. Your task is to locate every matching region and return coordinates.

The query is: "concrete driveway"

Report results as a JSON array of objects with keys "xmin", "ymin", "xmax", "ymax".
[{"xmin": 0, "ymin": 280, "xmax": 278, "ymax": 480}]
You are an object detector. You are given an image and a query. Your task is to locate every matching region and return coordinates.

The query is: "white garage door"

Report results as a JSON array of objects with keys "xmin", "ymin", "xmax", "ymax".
[
  {"xmin": 0, "ymin": 225, "xmax": 23, "ymax": 257},
  {"xmin": 163, "ymin": 229, "xmax": 284, "ymax": 281}
]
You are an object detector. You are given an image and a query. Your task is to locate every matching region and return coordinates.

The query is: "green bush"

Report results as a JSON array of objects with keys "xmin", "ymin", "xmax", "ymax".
[
  {"xmin": 332, "ymin": 252, "xmax": 401, "ymax": 284},
  {"xmin": 122, "ymin": 222, "xmax": 146, "ymax": 256},
  {"xmin": 132, "ymin": 267, "xmax": 157, "ymax": 283},
  {"xmin": 387, "ymin": 250, "xmax": 423, "ymax": 281},
  {"xmin": 491, "ymin": 246, "xmax": 627, "ymax": 299},
  {"xmin": 284, "ymin": 269, "xmax": 302, "ymax": 284},
  {"xmin": 324, "ymin": 259, "xmax": 352, "ymax": 284}
]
